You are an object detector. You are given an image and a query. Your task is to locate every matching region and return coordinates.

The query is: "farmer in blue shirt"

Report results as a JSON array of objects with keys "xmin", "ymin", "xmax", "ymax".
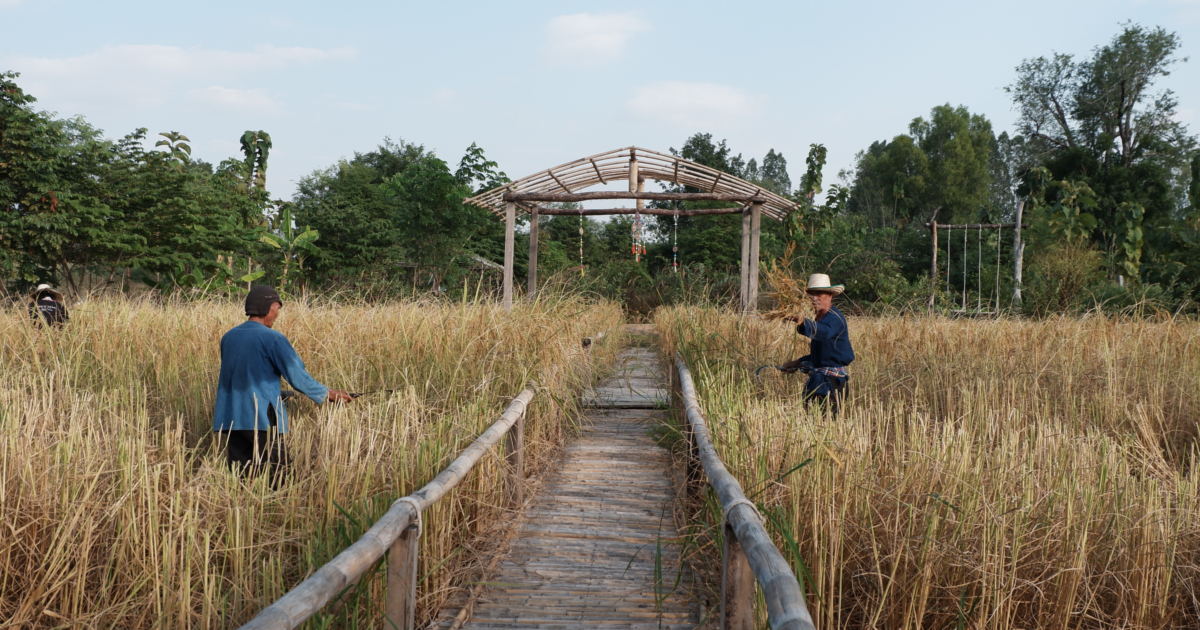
[
  {"xmin": 780, "ymin": 274, "xmax": 855, "ymax": 416},
  {"xmin": 213, "ymin": 285, "xmax": 352, "ymax": 484}
]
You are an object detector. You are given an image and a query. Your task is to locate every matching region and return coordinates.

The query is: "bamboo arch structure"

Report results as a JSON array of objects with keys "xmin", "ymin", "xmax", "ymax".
[{"xmin": 465, "ymin": 147, "xmax": 798, "ymax": 312}]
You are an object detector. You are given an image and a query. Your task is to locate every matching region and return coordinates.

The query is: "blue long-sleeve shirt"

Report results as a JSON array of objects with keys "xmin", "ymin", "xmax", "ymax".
[
  {"xmin": 213, "ymin": 321, "xmax": 330, "ymax": 433},
  {"xmin": 796, "ymin": 306, "xmax": 855, "ymax": 369}
]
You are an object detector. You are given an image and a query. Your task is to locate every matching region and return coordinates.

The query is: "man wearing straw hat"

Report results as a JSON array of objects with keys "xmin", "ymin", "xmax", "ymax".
[
  {"xmin": 213, "ymin": 285, "xmax": 353, "ymax": 486},
  {"xmin": 29, "ymin": 284, "xmax": 69, "ymax": 327},
  {"xmin": 780, "ymin": 273, "xmax": 855, "ymax": 416}
]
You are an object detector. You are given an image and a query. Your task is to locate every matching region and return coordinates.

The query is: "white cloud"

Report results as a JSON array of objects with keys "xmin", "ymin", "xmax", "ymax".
[
  {"xmin": 541, "ymin": 12, "xmax": 648, "ymax": 66},
  {"xmin": 627, "ymin": 82, "xmax": 764, "ymax": 127},
  {"xmin": 3, "ymin": 44, "xmax": 356, "ymax": 113},
  {"xmin": 190, "ymin": 86, "xmax": 279, "ymax": 112}
]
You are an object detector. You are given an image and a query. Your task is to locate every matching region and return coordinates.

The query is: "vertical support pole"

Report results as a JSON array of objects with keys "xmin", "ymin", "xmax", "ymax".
[
  {"xmin": 929, "ymin": 223, "xmax": 938, "ymax": 311},
  {"xmin": 386, "ymin": 522, "xmax": 420, "ymax": 630},
  {"xmin": 746, "ymin": 203, "xmax": 761, "ymax": 313},
  {"xmin": 720, "ymin": 523, "xmax": 755, "ymax": 630},
  {"xmin": 527, "ymin": 206, "xmax": 539, "ymax": 300},
  {"xmin": 503, "ymin": 201, "xmax": 515, "ymax": 310},
  {"xmin": 504, "ymin": 414, "xmax": 524, "ymax": 509},
  {"xmin": 927, "ymin": 206, "xmax": 942, "ymax": 313},
  {"xmin": 1012, "ymin": 201, "xmax": 1024, "ymax": 306},
  {"xmin": 629, "ymin": 150, "xmax": 639, "ymax": 192},
  {"xmin": 740, "ymin": 208, "xmax": 751, "ymax": 312}
]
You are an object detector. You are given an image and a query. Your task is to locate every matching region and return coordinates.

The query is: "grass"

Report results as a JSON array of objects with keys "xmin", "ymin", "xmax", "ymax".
[
  {"xmin": 0, "ymin": 292, "xmax": 624, "ymax": 628},
  {"xmin": 656, "ymin": 305, "xmax": 1200, "ymax": 629}
]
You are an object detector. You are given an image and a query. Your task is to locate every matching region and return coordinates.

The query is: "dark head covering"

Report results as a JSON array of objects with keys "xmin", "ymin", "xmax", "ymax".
[{"xmin": 245, "ymin": 285, "xmax": 282, "ymax": 316}]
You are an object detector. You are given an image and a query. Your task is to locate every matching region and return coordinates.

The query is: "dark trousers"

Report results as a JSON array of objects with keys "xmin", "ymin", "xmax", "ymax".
[
  {"xmin": 221, "ymin": 404, "xmax": 290, "ymax": 487},
  {"xmin": 804, "ymin": 375, "xmax": 849, "ymax": 417}
]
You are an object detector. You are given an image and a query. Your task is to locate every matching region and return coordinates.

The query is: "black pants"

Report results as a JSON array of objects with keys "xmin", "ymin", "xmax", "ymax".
[
  {"xmin": 804, "ymin": 377, "xmax": 849, "ymax": 417},
  {"xmin": 221, "ymin": 404, "xmax": 290, "ymax": 487}
]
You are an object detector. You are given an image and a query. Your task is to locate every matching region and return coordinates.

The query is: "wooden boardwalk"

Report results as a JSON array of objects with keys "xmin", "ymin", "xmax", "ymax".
[{"xmin": 449, "ymin": 345, "xmax": 697, "ymax": 629}]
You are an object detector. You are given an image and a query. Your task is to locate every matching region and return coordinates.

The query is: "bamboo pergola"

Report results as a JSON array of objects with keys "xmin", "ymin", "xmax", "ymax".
[{"xmin": 465, "ymin": 146, "xmax": 798, "ymax": 312}]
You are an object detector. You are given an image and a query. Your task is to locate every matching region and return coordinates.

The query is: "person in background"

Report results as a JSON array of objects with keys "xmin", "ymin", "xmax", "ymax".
[
  {"xmin": 29, "ymin": 284, "xmax": 69, "ymax": 328},
  {"xmin": 780, "ymin": 273, "xmax": 855, "ymax": 416},
  {"xmin": 213, "ymin": 285, "xmax": 352, "ymax": 486}
]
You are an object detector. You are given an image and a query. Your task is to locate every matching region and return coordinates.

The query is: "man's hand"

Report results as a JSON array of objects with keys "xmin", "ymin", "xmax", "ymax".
[
  {"xmin": 327, "ymin": 389, "xmax": 353, "ymax": 403},
  {"xmin": 785, "ymin": 314, "xmax": 803, "ymax": 324},
  {"xmin": 778, "ymin": 360, "xmax": 800, "ymax": 374}
]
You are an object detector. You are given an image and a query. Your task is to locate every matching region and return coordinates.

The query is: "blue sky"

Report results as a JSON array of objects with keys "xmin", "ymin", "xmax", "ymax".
[{"xmin": 3, "ymin": 0, "xmax": 1199, "ymax": 201}]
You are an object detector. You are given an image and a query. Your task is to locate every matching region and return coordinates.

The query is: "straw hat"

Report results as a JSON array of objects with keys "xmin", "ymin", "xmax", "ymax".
[
  {"xmin": 30, "ymin": 284, "xmax": 63, "ymax": 301},
  {"xmin": 804, "ymin": 273, "xmax": 844, "ymax": 295}
]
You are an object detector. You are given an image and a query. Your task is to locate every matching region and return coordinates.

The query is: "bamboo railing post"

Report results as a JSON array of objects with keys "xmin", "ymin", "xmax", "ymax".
[
  {"xmin": 740, "ymin": 208, "xmax": 751, "ymax": 311},
  {"xmin": 238, "ymin": 388, "xmax": 536, "ymax": 630},
  {"xmin": 505, "ymin": 415, "xmax": 525, "ymax": 508},
  {"xmin": 527, "ymin": 206, "xmax": 538, "ymax": 299},
  {"xmin": 674, "ymin": 353, "xmax": 816, "ymax": 630},
  {"xmin": 747, "ymin": 202, "xmax": 761, "ymax": 313},
  {"xmin": 503, "ymin": 202, "xmax": 515, "ymax": 310},
  {"xmin": 385, "ymin": 523, "xmax": 420, "ymax": 630},
  {"xmin": 721, "ymin": 524, "xmax": 755, "ymax": 630}
]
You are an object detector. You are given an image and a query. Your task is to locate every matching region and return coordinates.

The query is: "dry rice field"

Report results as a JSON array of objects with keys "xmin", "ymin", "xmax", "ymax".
[
  {"xmin": 657, "ymin": 306, "xmax": 1200, "ymax": 630},
  {"xmin": 0, "ymin": 296, "xmax": 624, "ymax": 628}
]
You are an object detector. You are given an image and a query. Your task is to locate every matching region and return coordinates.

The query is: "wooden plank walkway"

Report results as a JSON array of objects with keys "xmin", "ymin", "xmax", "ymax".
[{"xmin": 449, "ymin": 345, "xmax": 697, "ymax": 629}]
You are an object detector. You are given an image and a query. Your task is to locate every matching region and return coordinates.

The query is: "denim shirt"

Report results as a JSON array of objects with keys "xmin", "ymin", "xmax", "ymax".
[
  {"xmin": 212, "ymin": 321, "xmax": 329, "ymax": 433},
  {"xmin": 796, "ymin": 306, "xmax": 855, "ymax": 369}
]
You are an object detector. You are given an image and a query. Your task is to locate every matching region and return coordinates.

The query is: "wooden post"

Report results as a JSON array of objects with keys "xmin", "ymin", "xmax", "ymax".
[
  {"xmin": 504, "ymin": 414, "xmax": 524, "ymax": 508},
  {"xmin": 928, "ymin": 206, "xmax": 941, "ymax": 312},
  {"xmin": 1012, "ymin": 201, "xmax": 1024, "ymax": 306},
  {"xmin": 721, "ymin": 524, "xmax": 755, "ymax": 630},
  {"xmin": 385, "ymin": 523, "xmax": 420, "ymax": 630},
  {"xmin": 503, "ymin": 201, "xmax": 515, "ymax": 310},
  {"xmin": 746, "ymin": 203, "xmax": 761, "ymax": 313},
  {"xmin": 740, "ymin": 208, "xmax": 751, "ymax": 311},
  {"xmin": 527, "ymin": 206, "xmax": 539, "ymax": 299}
]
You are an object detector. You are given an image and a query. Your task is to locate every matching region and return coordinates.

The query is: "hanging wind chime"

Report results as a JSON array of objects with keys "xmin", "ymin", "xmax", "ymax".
[
  {"xmin": 672, "ymin": 206, "xmax": 679, "ymax": 273},
  {"xmin": 579, "ymin": 206, "xmax": 585, "ymax": 276},
  {"xmin": 629, "ymin": 150, "xmax": 646, "ymax": 262}
]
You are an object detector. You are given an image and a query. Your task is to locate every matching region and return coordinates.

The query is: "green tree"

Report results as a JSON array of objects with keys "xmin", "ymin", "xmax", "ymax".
[
  {"xmin": 382, "ymin": 155, "xmax": 494, "ymax": 292},
  {"xmin": 1007, "ymin": 23, "xmax": 1197, "ymax": 286}
]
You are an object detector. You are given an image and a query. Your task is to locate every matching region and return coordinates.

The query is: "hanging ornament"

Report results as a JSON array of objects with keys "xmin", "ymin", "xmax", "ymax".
[
  {"xmin": 672, "ymin": 206, "xmax": 679, "ymax": 273},
  {"xmin": 631, "ymin": 211, "xmax": 645, "ymax": 262}
]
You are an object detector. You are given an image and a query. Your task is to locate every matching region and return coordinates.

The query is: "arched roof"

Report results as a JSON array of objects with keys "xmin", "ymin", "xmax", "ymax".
[{"xmin": 464, "ymin": 146, "xmax": 797, "ymax": 221}]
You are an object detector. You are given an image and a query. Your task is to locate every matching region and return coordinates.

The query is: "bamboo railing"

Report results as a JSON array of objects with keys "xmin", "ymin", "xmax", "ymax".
[
  {"xmin": 674, "ymin": 352, "xmax": 817, "ymax": 630},
  {"xmin": 237, "ymin": 387, "xmax": 536, "ymax": 630}
]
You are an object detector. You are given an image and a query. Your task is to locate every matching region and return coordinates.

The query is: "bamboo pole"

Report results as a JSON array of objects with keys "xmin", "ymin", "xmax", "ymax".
[
  {"xmin": 527, "ymin": 207, "xmax": 538, "ymax": 299},
  {"xmin": 238, "ymin": 388, "xmax": 536, "ymax": 630},
  {"xmin": 531, "ymin": 207, "xmax": 744, "ymax": 216},
  {"xmin": 740, "ymin": 209, "xmax": 751, "ymax": 312},
  {"xmin": 924, "ymin": 222, "xmax": 1029, "ymax": 230},
  {"xmin": 504, "ymin": 192, "xmax": 771, "ymax": 203},
  {"xmin": 747, "ymin": 202, "xmax": 761, "ymax": 314},
  {"xmin": 503, "ymin": 202, "xmax": 514, "ymax": 311},
  {"xmin": 674, "ymin": 354, "xmax": 815, "ymax": 630}
]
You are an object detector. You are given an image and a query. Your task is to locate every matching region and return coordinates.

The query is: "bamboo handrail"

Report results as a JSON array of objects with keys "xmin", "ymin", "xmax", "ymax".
[
  {"xmin": 675, "ymin": 352, "xmax": 816, "ymax": 630},
  {"xmin": 238, "ymin": 386, "xmax": 537, "ymax": 630}
]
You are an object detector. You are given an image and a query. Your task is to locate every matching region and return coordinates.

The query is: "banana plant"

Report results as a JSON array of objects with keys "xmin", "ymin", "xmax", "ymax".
[{"xmin": 260, "ymin": 203, "xmax": 319, "ymax": 297}]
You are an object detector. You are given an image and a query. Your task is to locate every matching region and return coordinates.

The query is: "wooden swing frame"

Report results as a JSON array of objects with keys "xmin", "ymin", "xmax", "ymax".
[{"xmin": 925, "ymin": 203, "xmax": 1028, "ymax": 313}]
